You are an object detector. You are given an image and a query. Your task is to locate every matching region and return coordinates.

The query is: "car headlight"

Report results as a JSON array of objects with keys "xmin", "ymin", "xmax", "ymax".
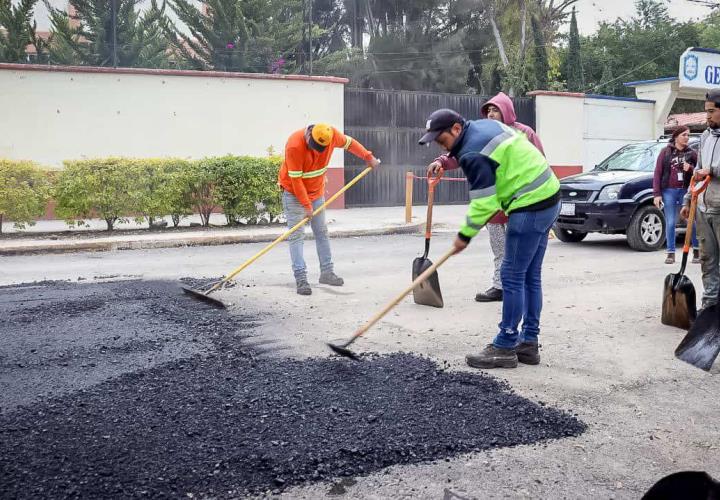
[{"xmin": 598, "ymin": 184, "xmax": 623, "ymax": 201}]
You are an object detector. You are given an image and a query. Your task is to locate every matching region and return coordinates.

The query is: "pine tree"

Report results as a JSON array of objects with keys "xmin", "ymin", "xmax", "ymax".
[
  {"xmin": 167, "ymin": 0, "xmax": 250, "ymax": 72},
  {"xmin": 0, "ymin": 0, "xmax": 40, "ymax": 63},
  {"xmin": 531, "ymin": 14, "xmax": 548, "ymax": 90},
  {"xmin": 46, "ymin": 0, "xmax": 172, "ymax": 68},
  {"xmin": 565, "ymin": 6, "xmax": 584, "ymax": 92}
]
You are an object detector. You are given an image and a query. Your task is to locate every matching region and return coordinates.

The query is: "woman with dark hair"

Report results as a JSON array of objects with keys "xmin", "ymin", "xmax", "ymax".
[{"xmin": 653, "ymin": 126, "xmax": 698, "ymax": 264}]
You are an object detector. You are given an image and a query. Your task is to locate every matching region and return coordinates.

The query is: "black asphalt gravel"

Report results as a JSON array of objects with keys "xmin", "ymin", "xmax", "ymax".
[{"xmin": 0, "ymin": 279, "xmax": 586, "ymax": 499}]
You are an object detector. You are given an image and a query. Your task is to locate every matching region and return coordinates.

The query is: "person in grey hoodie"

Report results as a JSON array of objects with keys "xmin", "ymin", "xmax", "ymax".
[
  {"xmin": 681, "ymin": 89, "xmax": 720, "ymax": 308},
  {"xmin": 428, "ymin": 92, "xmax": 545, "ymax": 303}
]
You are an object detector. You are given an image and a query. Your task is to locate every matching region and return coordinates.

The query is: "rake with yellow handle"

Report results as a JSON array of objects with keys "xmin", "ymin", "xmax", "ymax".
[{"xmin": 182, "ymin": 164, "xmax": 377, "ymax": 308}]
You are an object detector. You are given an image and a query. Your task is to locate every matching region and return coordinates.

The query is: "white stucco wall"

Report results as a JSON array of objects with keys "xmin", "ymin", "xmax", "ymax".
[
  {"xmin": 534, "ymin": 94, "xmax": 584, "ymax": 168},
  {"xmin": 583, "ymin": 97, "xmax": 655, "ymax": 169},
  {"xmin": 533, "ymin": 92, "xmax": 655, "ymax": 173},
  {"xmin": 0, "ymin": 65, "xmax": 347, "ymax": 167}
]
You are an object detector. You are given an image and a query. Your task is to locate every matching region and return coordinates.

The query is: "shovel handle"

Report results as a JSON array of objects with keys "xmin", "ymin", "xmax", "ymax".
[
  {"xmin": 206, "ymin": 165, "xmax": 377, "ymax": 294},
  {"xmin": 425, "ymin": 170, "xmax": 443, "ymax": 239},
  {"xmin": 682, "ymin": 176, "xmax": 710, "ymax": 254},
  {"xmin": 345, "ymin": 246, "xmax": 456, "ymax": 346}
]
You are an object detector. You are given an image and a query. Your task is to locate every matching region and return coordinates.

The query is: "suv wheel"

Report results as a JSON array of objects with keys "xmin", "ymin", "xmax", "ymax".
[
  {"xmin": 627, "ymin": 205, "xmax": 665, "ymax": 251},
  {"xmin": 553, "ymin": 226, "xmax": 587, "ymax": 243}
]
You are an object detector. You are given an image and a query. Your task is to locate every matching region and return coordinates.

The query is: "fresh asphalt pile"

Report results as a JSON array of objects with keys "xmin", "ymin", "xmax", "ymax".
[{"xmin": 0, "ymin": 279, "xmax": 586, "ymax": 499}]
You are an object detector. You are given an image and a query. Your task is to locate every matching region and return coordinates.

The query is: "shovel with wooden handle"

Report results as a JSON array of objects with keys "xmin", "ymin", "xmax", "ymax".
[
  {"xmin": 661, "ymin": 176, "xmax": 708, "ymax": 329},
  {"xmin": 412, "ymin": 170, "xmax": 444, "ymax": 307},
  {"xmin": 328, "ymin": 247, "xmax": 456, "ymax": 360}
]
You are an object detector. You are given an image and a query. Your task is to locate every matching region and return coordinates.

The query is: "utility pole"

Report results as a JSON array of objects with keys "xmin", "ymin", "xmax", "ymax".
[
  {"xmin": 111, "ymin": 0, "xmax": 118, "ymax": 67},
  {"xmin": 308, "ymin": 0, "xmax": 313, "ymax": 75}
]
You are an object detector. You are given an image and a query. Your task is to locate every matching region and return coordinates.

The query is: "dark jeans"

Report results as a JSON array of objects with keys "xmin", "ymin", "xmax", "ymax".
[{"xmin": 493, "ymin": 201, "xmax": 560, "ymax": 349}]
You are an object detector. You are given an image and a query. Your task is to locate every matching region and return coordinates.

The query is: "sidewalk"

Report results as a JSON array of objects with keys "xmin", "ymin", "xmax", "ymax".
[{"xmin": 0, "ymin": 205, "xmax": 468, "ymax": 256}]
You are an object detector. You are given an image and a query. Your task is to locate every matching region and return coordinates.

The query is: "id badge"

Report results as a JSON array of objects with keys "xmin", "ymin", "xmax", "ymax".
[{"xmin": 677, "ymin": 172, "xmax": 684, "ymax": 182}]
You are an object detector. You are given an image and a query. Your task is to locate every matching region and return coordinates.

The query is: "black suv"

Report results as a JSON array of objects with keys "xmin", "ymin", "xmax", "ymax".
[{"xmin": 554, "ymin": 136, "xmax": 700, "ymax": 251}]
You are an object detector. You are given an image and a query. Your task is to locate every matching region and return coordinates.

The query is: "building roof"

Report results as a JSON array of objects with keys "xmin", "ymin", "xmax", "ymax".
[{"xmin": 665, "ymin": 112, "xmax": 707, "ymax": 129}]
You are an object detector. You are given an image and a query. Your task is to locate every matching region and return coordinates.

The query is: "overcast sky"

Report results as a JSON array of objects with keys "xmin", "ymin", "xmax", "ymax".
[
  {"xmin": 574, "ymin": 0, "xmax": 716, "ymax": 34},
  {"xmin": 33, "ymin": 0, "xmax": 718, "ymax": 34}
]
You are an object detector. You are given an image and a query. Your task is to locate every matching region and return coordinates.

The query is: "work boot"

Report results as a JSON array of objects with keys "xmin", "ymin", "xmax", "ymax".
[
  {"xmin": 319, "ymin": 271, "xmax": 344, "ymax": 286},
  {"xmin": 516, "ymin": 342, "xmax": 540, "ymax": 365},
  {"xmin": 465, "ymin": 344, "xmax": 518, "ymax": 369},
  {"xmin": 475, "ymin": 287, "xmax": 503, "ymax": 302},
  {"xmin": 665, "ymin": 253, "xmax": 675, "ymax": 265},
  {"xmin": 296, "ymin": 279, "xmax": 312, "ymax": 296},
  {"xmin": 693, "ymin": 249, "xmax": 700, "ymax": 264}
]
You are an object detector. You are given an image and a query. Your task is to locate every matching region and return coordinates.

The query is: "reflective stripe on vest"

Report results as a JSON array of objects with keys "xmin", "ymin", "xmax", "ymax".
[
  {"xmin": 343, "ymin": 136, "xmax": 353, "ymax": 150},
  {"xmin": 510, "ymin": 167, "xmax": 552, "ymax": 202},
  {"xmin": 469, "ymin": 185, "xmax": 497, "ymax": 199},
  {"xmin": 465, "ymin": 216, "xmax": 483, "ymax": 231},
  {"xmin": 302, "ymin": 167, "xmax": 328, "ymax": 179}
]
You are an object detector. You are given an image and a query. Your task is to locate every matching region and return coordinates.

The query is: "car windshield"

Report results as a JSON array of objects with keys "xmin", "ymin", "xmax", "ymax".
[{"xmin": 595, "ymin": 142, "xmax": 667, "ymax": 172}]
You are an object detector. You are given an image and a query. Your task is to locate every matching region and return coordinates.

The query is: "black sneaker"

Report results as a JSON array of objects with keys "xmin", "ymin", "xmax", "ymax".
[
  {"xmin": 475, "ymin": 287, "xmax": 503, "ymax": 302},
  {"xmin": 693, "ymin": 249, "xmax": 700, "ymax": 264},
  {"xmin": 516, "ymin": 342, "xmax": 540, "ymax": 365},
  {"xmin": 319, "ymin": 271, "xmax": 344, "ymax": 286},
  {"xmin": 466, "ymin": 344, "xmax": 518, "ymax": 369},
  {"xmin": 296, "ymin": 280, "xmax": 312, "ymax": 295}
]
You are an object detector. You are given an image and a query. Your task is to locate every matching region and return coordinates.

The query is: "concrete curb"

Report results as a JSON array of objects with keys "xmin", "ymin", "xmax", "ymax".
[{"xmin": 0, "ymin": 222, "xmax": 425, "ymax": 256}]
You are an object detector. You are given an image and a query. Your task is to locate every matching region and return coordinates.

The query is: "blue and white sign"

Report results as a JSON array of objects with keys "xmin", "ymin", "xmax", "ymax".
[{"xmin": 679, "ymin": 48, "xmax": 720, "ymax": 90}]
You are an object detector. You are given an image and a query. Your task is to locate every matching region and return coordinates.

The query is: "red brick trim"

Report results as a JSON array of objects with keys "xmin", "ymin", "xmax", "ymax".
[
  {"xmin": 0, "ymin": 63, "xmax": 349, "ymax": 85},
  {"xmin": 551, "ymin": 165, "xmax": 583, "ymax": 178}
]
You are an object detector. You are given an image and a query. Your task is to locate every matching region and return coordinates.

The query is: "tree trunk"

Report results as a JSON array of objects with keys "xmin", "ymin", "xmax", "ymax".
[
  {"xmin": 481, "ymin": 0, "xmax": 514, "ymax": 96},
  {"xmin": 0, "ymin": 214, "xmax": 3, "ymax": 235},
  {"xmin": 518, "ymin": 0, "xmax": 527, "ymax": 59},
  {"xmin": 172, "ymin": 214, "xmax": 180, "ymax": 227},
  {"xmin": 106, "ymin": 217, "xmax": 115, "ymax": 231}
]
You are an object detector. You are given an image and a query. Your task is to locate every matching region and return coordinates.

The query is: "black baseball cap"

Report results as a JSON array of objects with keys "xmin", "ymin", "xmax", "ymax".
[
  {"xmin": 418, "ymin": 108, "xmax": 465, "ymax": 145},
  {"xmin": 707, "ymin": 90, "xmax": 720, "ymax": 107}
]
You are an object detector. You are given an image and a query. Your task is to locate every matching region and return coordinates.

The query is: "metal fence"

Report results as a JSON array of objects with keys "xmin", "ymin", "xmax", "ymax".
[{"xmin": 343, "ymin": 88, "xmax": 536, "ymax": 207}]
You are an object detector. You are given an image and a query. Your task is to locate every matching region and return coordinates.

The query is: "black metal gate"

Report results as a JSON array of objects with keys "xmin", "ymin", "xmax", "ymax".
[{"xmin": 343, "ymin": 88, "xmax": 536, "ymax": 207}]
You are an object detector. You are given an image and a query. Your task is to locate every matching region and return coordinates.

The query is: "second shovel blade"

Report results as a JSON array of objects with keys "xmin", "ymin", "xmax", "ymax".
[
  {"xmin": 412, "ymin": 257, "xmax": 444, "ymax": 308},
  {"xmin": 661, "ymin": 272, "xmax": 697, "ymax": 330}
]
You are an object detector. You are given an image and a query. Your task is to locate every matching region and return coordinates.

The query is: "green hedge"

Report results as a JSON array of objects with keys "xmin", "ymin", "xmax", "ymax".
[
  {"xmin": 53, "ymin": 155, "xmax": 283, "ymax": 231},
  {"xmin": 0, "ymin": 155, "xmax": 283, "ymax": 233},
  {"xmin": 0, "ymin": 160, "xmax": 53, "ymax": 234}
]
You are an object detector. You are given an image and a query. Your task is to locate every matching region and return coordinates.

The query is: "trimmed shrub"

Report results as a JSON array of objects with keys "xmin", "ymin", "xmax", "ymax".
[
  {"xmin": 205, "ymin": 155, "xmax": 283, "ymax": 226},
  {"xmin": 0, "ymin": 160, "xmax": 53, "ymax": 234},
  {"xmin": 54, "ymin": 158, "xmax": 146, "ymax": 231}
]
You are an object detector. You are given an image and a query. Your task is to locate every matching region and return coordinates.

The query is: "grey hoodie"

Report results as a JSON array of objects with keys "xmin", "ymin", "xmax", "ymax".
[{"xmin": 687, "ymin": 128, "xmax": 720, "ymax": 213}]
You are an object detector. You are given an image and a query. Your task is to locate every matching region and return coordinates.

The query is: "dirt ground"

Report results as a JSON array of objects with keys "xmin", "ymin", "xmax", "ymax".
[{"xmin": 1, "ymin": 226, "xmax": 719, "ymax": 499}]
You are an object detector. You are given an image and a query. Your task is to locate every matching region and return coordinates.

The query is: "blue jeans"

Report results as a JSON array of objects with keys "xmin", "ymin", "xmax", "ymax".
[
  {"xmin": 662, "ymin": 188, "xmax": 698, "ymax": 253},
  {"xmin": 282, "ymin": 191, "xmax": 333, "ymax": 281},
  {"xmin": 493, "ymin": 202, "xmax": 560, "ymax": 349}
]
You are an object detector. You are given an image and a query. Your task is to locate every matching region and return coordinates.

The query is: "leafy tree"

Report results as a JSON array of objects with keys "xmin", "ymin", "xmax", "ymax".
[
  {"xmin": 0, "ymin": 160, "xmax": 52, "ymax": 234},
  {"xmin": 572, "ymin": 0, "xmax": 701, "ymax": 96},
  {"xmin": 699, "ymin": 9, "xmax": 720, "ymax": 48}
]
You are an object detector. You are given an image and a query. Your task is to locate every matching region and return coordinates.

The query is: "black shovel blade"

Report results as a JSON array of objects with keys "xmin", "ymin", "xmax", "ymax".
[
  {"xmin": 661, "ymin": 272, "xmax": 696, "ymax": 330},
  {"xmin": 327, "ymin": 343, "xmax": 361, "ymax": 361},
  {"xmin": 181, "ymin": 286, "xmax": 226, "ymax": 309},
  {"xmin": 675, "ymin": 303, "xmax": 720, "ymax": 371},
  {"xmin": 412, "ymin": 257, "xmax": 443, "ymax": 308}
]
